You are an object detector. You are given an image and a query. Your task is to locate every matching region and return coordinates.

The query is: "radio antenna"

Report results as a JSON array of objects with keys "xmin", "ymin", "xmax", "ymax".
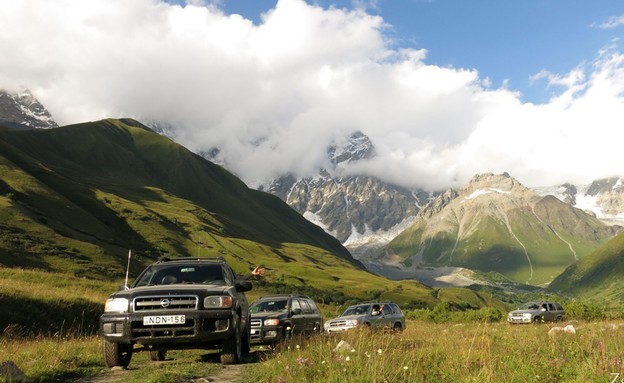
[{"xmin": 124, "ymin": 249, "xmax": 132, "ymax": 290}]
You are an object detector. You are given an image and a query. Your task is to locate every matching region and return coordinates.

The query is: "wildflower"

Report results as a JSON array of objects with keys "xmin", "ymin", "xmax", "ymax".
[
  {"xmin": 403, "ymin": 366, "xmax": 409, "ymax": 371},
  {"xmin": 365, "ymin": 351, "xmax": 371, "ymax": 358},
  {"xmin": 277, "ymin": 376, "xmax": 284, "ymax": 383},
  {"xmin": 377, "ymin": 348, "xmax": 383, "ymax": 355},
  {"xmin": 321, "ymin": 360, "xmax": 326, "ymax": 365},
  {"xmin": 297, "ymin": 357, "xmax": 307, "ymax": 365},
  {"xmin": 350, "ymin": 348, "xmax": 355, "ymax": 353},
  {"xmin": 296, "ymin": 344, "xmax": 300, "ymax": 349},
  {"xmin": 345, "ymin": 356, "xmax": 350, "ymax": 362}
]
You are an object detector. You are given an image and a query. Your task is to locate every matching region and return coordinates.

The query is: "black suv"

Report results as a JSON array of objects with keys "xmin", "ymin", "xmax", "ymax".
[
  {"xmin": 249, "ymin": 294, "xmax": 323, "ymax": 346},
  {"xmin": 99, "ymin": 257, "xmax": 252, "ymax": 367}
]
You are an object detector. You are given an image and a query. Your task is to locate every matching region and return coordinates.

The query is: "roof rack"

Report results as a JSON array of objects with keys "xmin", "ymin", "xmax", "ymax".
[
  {"xmin": 155, "ymin": 256, "xmax": 225, "ymax": 264},
  {"xmin": 258, "ymin": 294, "xmax": 311, "ymax": 299}
]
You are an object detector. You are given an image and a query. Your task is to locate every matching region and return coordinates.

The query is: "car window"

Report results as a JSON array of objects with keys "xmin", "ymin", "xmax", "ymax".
[
  {"xmin": 250, "ymin": 299, "xmax": 288, "ymax": 314},
  {"xmin": 390, "ymin": 304, "xmax": 402, "ymax": 314},
  {"xmin": 134, "ymin": 264, "xmax": 225, "ymax": 286},
  {"xmin": 307, "ymin": 300, "xmax": 320, "ymax": 314},
  {"xmin": 382, "ymin": 304, "xmax": 394, "ymax": 315},
  {"xmin": 291, "ymin": 299, "xmax": 301, "ymax": 313},
  {"xmin": 548, "ymin": 303, "xmax": 555, "ymax": 311},
  {"xmin": 299, "ymin": 300, "xmax": 312, "ymax": 314},
  {"xmin": 342, "ymin": 304, "xmax": 370, "ymax": 316}
]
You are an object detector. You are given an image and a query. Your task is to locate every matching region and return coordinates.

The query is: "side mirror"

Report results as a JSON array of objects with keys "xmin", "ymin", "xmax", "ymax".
[
  {"xmin": 292, "ymin": 308, "xmax": 302, "ymax": 316},
  {"xmin": 235, "ymin": 280, "xmax": 253, "ymax": 292}
]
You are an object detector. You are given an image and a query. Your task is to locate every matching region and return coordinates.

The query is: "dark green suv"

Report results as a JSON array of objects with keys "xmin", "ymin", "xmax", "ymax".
[
  {"xmin": 99, "ymin": 257, "xmax": 252, "ymax": 367},
  {"xmin": 249, "ymin": 294, "xmax": 323, "ymax": 346}
]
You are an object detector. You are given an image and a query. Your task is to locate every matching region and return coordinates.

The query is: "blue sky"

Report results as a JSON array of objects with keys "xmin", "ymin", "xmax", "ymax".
[
  {"xmin": 2, "ymin": 0, "xmax": 624, "ymax": 190},
  {"xmin": 197, "ymin": 0, "xmax": 624, "ymax": 103}
]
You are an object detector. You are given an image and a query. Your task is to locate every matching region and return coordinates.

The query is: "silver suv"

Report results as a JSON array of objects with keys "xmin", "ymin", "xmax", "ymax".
[
  {"xmin": 324, "ymin": 302, "xmax": 405, "ymax": 333},
  {"xmin": 507, "ymin": 301, "xmax": 565, "ymax": 324}
]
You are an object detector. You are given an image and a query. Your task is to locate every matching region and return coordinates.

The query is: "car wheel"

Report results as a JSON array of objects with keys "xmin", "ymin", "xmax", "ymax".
[
  {"xmin": 392, "ymin": 322, "xmax": 403, "ymax": 332},
  {"xmin": 220, "ymin": 318, "xmax": 241, "ymax": 365},
  {"xmin": 102, "ymin": 340, "xmax": 132, "ymax": 368},
  {"xmin": 533, "ymin": 316, "xmax": 542, "ymax": 324},
  {"xmin": 148, "ymin": 350, "xmax": 167, "ymax": 361}
]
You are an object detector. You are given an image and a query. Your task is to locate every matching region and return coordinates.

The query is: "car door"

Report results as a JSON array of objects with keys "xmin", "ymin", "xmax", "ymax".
[
  {"xmin": 298, "ymin": 299, "xmax": 314, "ymax": 333},
  {"xmin": 289, "ymin": 298, "xmax": 306, "ymax": 334}
]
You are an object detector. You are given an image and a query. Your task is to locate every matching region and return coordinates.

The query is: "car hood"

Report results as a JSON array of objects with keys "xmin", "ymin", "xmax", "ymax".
[
  {"xmin": 251, "ymin": 312, "xmax": 286, "ymax": 320},
  {"xmin": 327, "ymin": 314, "xmax": 364, "ymax": 322},
  {"xmin": 109, "ymin": 284, "xmax": 232, "ymax": 299},
  {"xmin": 509, "ymin": 309, "xmax": 539, "ymax": 315}
]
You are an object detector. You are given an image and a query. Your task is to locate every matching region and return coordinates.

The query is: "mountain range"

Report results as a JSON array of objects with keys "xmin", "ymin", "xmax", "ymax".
[{"xmin": 2, "ymin": 89, "xmax": 624, "ymax": 302}]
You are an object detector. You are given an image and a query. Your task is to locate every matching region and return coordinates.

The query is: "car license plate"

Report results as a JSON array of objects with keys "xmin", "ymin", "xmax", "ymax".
[{"xmin": 143, "ymin": 315, "xmax": 186, "ymax": 326}]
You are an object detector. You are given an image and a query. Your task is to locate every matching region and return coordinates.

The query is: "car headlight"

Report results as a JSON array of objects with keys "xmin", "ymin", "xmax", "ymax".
[
  {"xmin": 204, "ymin": 295, "xmax": 233, "ymax": 308},
  {"xmin": 346, "ymin": 319, "xmax": 359, "ymax": 326},
  {"xmin": 104, "ymin": 298, "xmax": 129, "ymax": 313},
  {"xmin": 264, "ymin": 319, "xmax": 280, "ymax": 326}
]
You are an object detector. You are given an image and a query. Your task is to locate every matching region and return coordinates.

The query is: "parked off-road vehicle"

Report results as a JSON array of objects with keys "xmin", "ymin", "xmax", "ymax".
[
  {"xmin": 249, "ymin": 294, "xmax": 323, "ymax": 346},
  {"xmin": 99, "ymin": 257, "xmax": 252, "ymax": 367},
  {"xmin": 507, "ymin": 301, "xmax": 565, "ymax": 324},
  {"xmin": 324, "ymin": 302, "xmax": 405, "ymax": 333}
]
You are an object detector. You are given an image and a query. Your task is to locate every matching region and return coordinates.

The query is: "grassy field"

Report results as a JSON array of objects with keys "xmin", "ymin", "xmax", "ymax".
[
  {"xmin": 3, "ymin": 320, "xmax": 624, "ymax": 382},
  {"xmin": 243, "ymin": 320, "xmax": 624, "ymax": 383}
]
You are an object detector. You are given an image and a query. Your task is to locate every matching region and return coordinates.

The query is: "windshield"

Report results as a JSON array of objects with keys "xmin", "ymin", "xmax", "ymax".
[
  {"xmin": 341, "ymin": 304, "xmax": 370, "ymax": 316},
  {"xmin": 250, "ymin": 299, "xmax": 289, "ymax": 314},
  {"xmin": 134, "ymin": 264, "xmax": 226, "ymax": 287},
  {"xmin": 521, "ymin": 302, "xmax": 541, "ymax": 310}
]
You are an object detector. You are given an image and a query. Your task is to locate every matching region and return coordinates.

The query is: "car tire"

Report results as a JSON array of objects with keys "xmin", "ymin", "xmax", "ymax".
[
  {"xmin": 103, "ymin": 340, "xmax": 132, "ymax": 368},
  {"xmin": 148, "ymin": 350, "xmax": 167, "ymax": 361},
  {"xmin": 533, "ymin": 316, "xmax": 542, "ymax": 324},
  {"xmin": 220, "ymin": 317, "xmax": 241, "ymax": 365},
  {"xmin": 392, "ymin": 322, "xmax": 403, "ymax": 332}
]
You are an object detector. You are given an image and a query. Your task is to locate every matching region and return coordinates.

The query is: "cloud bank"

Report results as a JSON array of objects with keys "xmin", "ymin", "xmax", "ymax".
[{"xmin": 1, "ymin": 0, "xmax": 624, "ymax": 191}]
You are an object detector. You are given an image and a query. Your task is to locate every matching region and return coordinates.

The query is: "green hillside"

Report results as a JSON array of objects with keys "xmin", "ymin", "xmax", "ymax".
[
  {"xmin": 548, "ymin": 231, "xmax": 624, "ymax": 301},
  {"xmin": 0, "ymin": 119, "xmax": 457, "ymax": 309},
  {"xmin": 388, "ymin": 175, "xmax": 618, "ymax": 286}
]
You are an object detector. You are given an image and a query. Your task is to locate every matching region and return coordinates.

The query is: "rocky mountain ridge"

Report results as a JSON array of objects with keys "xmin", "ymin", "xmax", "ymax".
[
  {"xmin": 0, "ymin": 89, "xmax": 57, "ymax": 130},
  {"xmin": 258, "ymin": 131, "xmax": 432, "ymax": 260}
]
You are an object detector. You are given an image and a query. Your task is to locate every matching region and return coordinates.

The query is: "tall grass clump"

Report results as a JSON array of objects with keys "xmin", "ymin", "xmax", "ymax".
[{"xmin": 243, "ymin": 320, "xmax": 624, "ymax": 383}]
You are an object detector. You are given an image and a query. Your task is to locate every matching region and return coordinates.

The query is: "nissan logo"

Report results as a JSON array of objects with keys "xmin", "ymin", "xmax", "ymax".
[{"xmin": 160, "ymin": 298, "xmax": 171, "ymax": 308}]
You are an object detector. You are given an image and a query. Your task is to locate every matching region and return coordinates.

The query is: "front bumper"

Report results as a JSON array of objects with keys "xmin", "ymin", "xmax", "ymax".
[
  {"xmin": 100, "ymin": 309, "xmax": 237, "ymax": 346},
  {"xmin": 507, "ymin": 316, "xmax": 532, "ymax": 324},
  {"xmin": 324, "ymin": 324, "xmax": 356, "ymax": 333},
  {"xmin": 249, "ymin": 319, "xmax": 283, "ymax": 345}
]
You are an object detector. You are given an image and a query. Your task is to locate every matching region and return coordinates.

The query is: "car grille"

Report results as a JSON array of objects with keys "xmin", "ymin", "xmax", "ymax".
[
  {"xmin": 133, "ymin": 295, "xmax": 198, "ymax": 311},
  {"xmin": 328, "ymin": 320, "xmax": 347, "ymax": 327},
  {"xmin": 250, "ymin": 319, "xmax": 262, "ymax": 328}
]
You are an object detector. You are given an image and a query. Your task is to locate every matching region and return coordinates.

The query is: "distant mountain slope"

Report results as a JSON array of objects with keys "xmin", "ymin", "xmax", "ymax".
[
  {"xmin": 0, "ymin": 89, "xmax": 58, "ymax": 130},
  {"xmin": 387, "ymin": 173, "xmax": 620, "ymax": 286},
  {"xmin": 0, "ymin": 118, "xmax": 360, "ymax": 277},
  {"xmin": 535, "ymin": 177, "xmax": 624, "ymax": 226},
  {"xmin": 548, "ymin": 231, "xmax": 624, "ymax": 301},
  {"xmin": 258, "ymin": 131, "xmax": 431, "ymax": 264}
]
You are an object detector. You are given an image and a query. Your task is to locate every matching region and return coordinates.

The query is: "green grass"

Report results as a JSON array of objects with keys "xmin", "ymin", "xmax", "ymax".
[{"xmin": 243, "ymin": 320, "xmax": 624, "ymax": 383}]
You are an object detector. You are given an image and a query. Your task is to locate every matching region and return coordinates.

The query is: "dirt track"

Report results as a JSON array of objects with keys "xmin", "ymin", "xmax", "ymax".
[{"xmin": 78, "ymin": 351, "xmax": 262, "ymax": 383}]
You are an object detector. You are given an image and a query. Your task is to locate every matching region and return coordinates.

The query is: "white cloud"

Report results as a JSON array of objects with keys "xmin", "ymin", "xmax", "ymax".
[
  {"xmin": 1, "ymin": 0, "xmax": 624, "ymax": 191},
  {"xmin": 597, "ymin": 14, "xmax": 624, "ymax": 29}
]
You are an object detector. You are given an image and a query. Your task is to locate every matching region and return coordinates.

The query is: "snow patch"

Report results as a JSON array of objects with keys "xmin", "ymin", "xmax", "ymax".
[{"xmin": 463, "ymin": 188, "xmax": 511, "ymax": 202}]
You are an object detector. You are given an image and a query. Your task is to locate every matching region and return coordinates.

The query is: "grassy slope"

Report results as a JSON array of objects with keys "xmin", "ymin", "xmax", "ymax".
[
  {"xmin": 548, "ymin": 231, "xmax": 624, "ymax": 301},
  {"xmin": 0, "ymin": 119, "xmax": 497, "ymax": 316},
  {"xmin": 388, "ymin": 194, "xmax": 617, "ymax": 286}
]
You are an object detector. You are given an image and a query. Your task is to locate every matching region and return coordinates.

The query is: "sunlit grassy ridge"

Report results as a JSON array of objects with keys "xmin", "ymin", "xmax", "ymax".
[
  {"xmin": 388, "ymin": 190, "xmax": 616, "ymax": 286},
  {"xmin": 549, "ymin": 231, "xmax": 624, "ymax": 301}
]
